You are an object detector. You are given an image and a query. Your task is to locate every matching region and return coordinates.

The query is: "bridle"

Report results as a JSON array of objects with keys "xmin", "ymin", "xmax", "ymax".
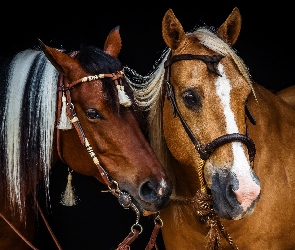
[
  {"xmin": 1, "ymin": 48, "xmax": 163, "ymax": 249},
  {"xmin": 57, "ymin": 72, "xmax": 139, "ymax": 207},
  {"xmin": 57, "ymin": 70, "xmax": 147, "ymax": 220},
  {"xmin": 163, "ymin": 52, "xmax": 256, "ymax": 249},
  {"xmin": 1, "ymin": 69, "xmax": 162, "ymax": 250},
  {"xmin": 164, "ymin": 52, "xmax": 256, "ymax": 166},
  {"xmin": 55, "ymin": 70, "xmax": 162, "ymax": 249}
]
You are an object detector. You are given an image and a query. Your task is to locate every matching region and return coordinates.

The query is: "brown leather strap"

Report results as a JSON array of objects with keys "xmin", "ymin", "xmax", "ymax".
[
  {"xmin": 66, "ymin": 109, "xmax": 86, "ymax": 145},
  {"xmin": 164, "ymin": 53, "xmax": 256, "ymax": 162},
  {"xmin": 56, "ymin": 75, "xmax": 66, "ymax": 163},
  {"xmin": 67, "ymin": 71, "xmax": 124, "ymax": 90},
  {"xmin": 36, "ymin": 201, "xmax": 63, "ymax": 250},
  {"xmin": 56, "ymin": 69, "xmax": 156, "ymax": 249},
  {"xmin": 116, "ymin": 229, "xmax": 140, "ymax": 250},
  {"xmin": 145, "ymin": 221, "xmax": 161, "ymax": 250},
  {"xmin": 245, "ymin": 104, "xmax": 256, "ymax": 125},
  {"xmin": 57, "ymin": 73, "xmax": 116, "ymax": 187},
  {"xmin": 0, "ymin": 200, "xmax": 63, "ymax": 250},
  {"xmin": 0, "ymin": 212, "xmax": 39, "ymax": 250},
  {"xmin": 164, "ymin": 54, "xmax": 224, "ymax": 76}
]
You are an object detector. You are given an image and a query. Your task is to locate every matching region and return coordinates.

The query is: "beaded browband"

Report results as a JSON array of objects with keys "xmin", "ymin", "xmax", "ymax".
[{"xmin": 62, "ymin": 70, "xmax": 132, "ymax": 108}]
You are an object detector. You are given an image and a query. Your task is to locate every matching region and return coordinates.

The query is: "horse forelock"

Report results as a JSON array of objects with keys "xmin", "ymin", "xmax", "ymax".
[
  {"xmin": 77, "ymin": 45, "xmax": 133, "ymax": 113},
  {"xmin": 190, "ymin": 27, "xmax": 255, "ymax": 97},
  {"xmin": 0, "ymin": 49, "xmax": 58, "ymax": 219}
]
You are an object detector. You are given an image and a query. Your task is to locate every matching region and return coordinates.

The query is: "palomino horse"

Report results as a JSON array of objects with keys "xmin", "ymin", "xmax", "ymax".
[
  {"xmin": 125, "ymin": 7, "xmax": 295, "ymax": 250},
  {"xmin": 0, "ymin": 26, "xmax": 172, "ymax": 249}
]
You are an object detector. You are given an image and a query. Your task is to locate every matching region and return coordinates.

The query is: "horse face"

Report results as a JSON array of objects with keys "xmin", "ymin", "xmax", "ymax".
[
  {"xmin": 162, "ymin": 9, "xmax": 260, "ymax": 220},
  {"xmin": 41, "ymin": 27, "xmax": 172, "ymax": 215}
]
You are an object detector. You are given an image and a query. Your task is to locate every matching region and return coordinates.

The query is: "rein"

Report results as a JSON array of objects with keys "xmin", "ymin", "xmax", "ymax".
[{"xmin": 163, "ymin": 52, "xmax": 257, "ymax": 249}]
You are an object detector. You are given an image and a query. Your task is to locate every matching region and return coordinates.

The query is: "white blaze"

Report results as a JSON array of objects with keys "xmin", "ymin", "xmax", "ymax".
[{"xmin": 215, "ymin": 64, "xmax": 259, "ymax": 211}]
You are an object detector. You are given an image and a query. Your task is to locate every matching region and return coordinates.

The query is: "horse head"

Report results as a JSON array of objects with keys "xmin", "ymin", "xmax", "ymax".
[
  {"xmin": 0, "ymin": 24, "xmax": 173, "ymax": 249},
  {"xmin": 161, "ymin": 8, "xmax": 260, "ymax": 220},
  {"xmin": 39, "ymin": 27, "xmax": 173, "ymax": 216}
]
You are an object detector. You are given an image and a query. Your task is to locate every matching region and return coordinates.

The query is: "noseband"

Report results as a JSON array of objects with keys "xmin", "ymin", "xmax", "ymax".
[{"xmin": 164, "ymin": 52, "xmax": 256, "ymax": 163}]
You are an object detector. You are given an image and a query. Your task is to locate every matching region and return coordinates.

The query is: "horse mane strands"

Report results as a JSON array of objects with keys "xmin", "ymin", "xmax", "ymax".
[
  {"xmin": 1, "ymin": 49, "xmax": 58, "ymax": 220},
  {"xmin": 190, "ymin": 28, "xmax": 257, "ymax": 100},
  {"xmin": 124, "ymin": 48, "xmax": 171, "ymax": 171},
  {"xmin": 124, "ymin": 48, "xmax": 170, "ymax": 112}
]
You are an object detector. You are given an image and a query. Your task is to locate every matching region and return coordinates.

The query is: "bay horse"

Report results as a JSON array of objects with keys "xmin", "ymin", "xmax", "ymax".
[
  {"xmin": 0, "ymin": 26, "xmax": 172, "ymax": 249},
  {"xmin": 125, "ymin": 7, "xmax": 295, "ymax": 249}
]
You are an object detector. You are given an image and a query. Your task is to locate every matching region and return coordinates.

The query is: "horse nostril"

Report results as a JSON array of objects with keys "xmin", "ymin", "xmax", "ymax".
[
  {"xmin": 140, "ymin": 181, "xmax": 158, "ymax": 202},
  {"xmin": 226, "ymin": 183, "xmax": 237, "ymax": 200}
]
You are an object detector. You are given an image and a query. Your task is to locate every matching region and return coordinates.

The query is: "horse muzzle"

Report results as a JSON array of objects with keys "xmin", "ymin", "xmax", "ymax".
[{"xmin": 210, "ymin": 169, "xmax": 261, "ymax": 220}]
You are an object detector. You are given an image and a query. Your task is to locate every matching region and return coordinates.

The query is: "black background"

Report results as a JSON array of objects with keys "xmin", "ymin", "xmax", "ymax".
[
  {"xmin": 1, "ymin": 2, "xmax": 294, "ymax": 92},
  {"xmin": 2, "ymin": 2, "xmax": 294, "ymax": 250}
]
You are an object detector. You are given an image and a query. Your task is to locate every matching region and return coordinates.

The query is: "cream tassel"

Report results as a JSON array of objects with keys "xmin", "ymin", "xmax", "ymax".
[
  {"xmin": 60, "ymin": 169, "xmax": 79, "ymax": 206},
  {"xmin": 57, "ymin": 92, "xmax": 72, "ymax": 130},
  {"xmin": 116, "ymin": 85, "xmax": 132, "ymax": 107}
]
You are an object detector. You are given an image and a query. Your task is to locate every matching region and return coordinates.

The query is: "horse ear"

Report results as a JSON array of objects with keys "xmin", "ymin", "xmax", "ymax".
[
  {"xmin": 38, "ymin": 39, "xmax": 79, "ymax": 76},
  {"xmin": 103, "ymin": 26, "xmax": 122, "ymax": 58},
  {"xmin": 162, "ymin": 9, "xmax": 187, "ymax": 50},
  {"xmin": 216, "ymin": 7, "xmax": 242, "ymax": 46}
]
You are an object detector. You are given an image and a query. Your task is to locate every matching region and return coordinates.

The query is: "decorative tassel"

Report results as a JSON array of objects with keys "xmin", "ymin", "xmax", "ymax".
[
  {"xmin": 116, "ymin": 85, "xmax": 132, "ymax": 107},
  {"xmin": 57, "ymin": 92, "xmax": 72, "ymax": 130},
  {"xmin": 60, "ymin": 168, "xmax": 79, "ymax": 206}
]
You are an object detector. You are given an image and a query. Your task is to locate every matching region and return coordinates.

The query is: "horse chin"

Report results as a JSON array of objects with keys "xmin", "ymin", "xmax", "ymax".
[
  {"xmin": 116, "ymin": 189, "xmax": 171, "ymax": 217},
  {"xmin": 130, "ymin": 195, "xmax": 171, "ymax": 216}
]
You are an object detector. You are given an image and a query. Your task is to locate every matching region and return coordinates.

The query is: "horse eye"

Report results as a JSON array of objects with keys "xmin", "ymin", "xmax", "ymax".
[
  {"xmin": 85, "ymin": 108, "xmax": 102, "ymax": 119},
  {"xmin": 181, "ymin": 89, "xmax": 201, "ymax": 110}
]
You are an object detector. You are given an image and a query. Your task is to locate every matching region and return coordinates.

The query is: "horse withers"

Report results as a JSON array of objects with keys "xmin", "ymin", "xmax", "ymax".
[
  {"xmin": 125, "ymin": 7, "xmax": 295, "ymax": 250},
  {"xmin": 0, "ymin": 26, "xmax": 172, "ymax": 249}
]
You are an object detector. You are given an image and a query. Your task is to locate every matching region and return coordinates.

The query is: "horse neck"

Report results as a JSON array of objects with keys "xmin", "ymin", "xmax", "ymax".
[
  {"xmin": 160, "ymin": 151, "xmax": 208, "ymax": 249},
  {"xmin": 0, "ymin": 193, "xmax": 37, "ymax": 250},
  {"xmin": 247, "ymin": 82, "xmax": 295, "ymax": 131},
  {"xmin": 246, "ymin": 83, "xmax": 295, "ymax": 169}
]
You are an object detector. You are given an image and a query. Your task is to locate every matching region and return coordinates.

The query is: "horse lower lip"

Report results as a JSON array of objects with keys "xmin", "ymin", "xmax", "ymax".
[{"xmin": 130, "ymin": 196, "xmax": 167, "ymax": 216}]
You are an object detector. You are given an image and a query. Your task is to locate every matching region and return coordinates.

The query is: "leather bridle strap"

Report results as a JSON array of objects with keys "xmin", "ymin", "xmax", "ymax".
[
  {"xmin": 58, "ymin": 72, "xmax": 158, "ymax": 248},
  {"xmin": 164, "ymin": 52, "xmax": 256, "ymax": 162},
  {"xmin": 36, "ymin": 201, "xmax": 62, "ymax": 250},
  {"xmin": 57, "ymin": 74, "xmax": 115, "ymax": 188},
  {"xmin": 68, "ymin": 71, "xmax": 124, "ymax": 89},
  {"xmin": 0, "ymin": 212, "xmax": 39, "ymax": 250},
  {"xmin": 164, "ymin": 54, "xmax": 225, "ymax": 77},
  {"xmin": 56, "ymin": 51, "xmax": 124, "ymax": 188}
]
